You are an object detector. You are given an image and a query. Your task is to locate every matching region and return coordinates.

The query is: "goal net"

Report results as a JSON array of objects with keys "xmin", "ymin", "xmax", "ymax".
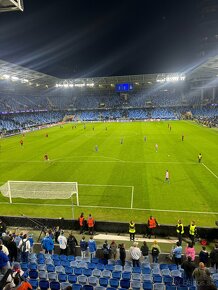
[{"xmin": 0, "ymin": 181, "xmax": 79, "ymax": 205}]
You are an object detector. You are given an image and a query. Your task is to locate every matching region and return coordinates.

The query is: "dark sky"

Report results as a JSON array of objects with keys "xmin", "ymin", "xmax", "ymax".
[{"xmin": 0, "ymin": 0, "xmax": 199, "ymax": 78}]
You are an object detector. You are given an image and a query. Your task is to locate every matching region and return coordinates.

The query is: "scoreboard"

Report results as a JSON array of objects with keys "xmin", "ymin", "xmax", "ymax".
[{"xmin": 115, "ymin": 83, "xmax": 133, "ymax": 92}]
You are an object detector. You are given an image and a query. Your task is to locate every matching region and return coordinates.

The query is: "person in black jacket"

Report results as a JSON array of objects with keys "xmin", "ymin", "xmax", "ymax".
[
  {"xmin": 210, "ymin": 243, "xmax": 218, "ymax": 269},
  {"xmin": 67, "ymin": 233, "xmax": 78, "ymax": 256},
  {"xmin": 141, "ymin": 241, "xmax": 149, "ymax": 262},
  {"xmin": 199, "ymin": 246, "xmax": 209, "ymax": 266},
  {"xmin": 7, "ymin": 236, "xmax": 17, "ymax": 262},
  {"xmin": 181, "ymin": 256, "xmax": 196, "ymax": 286},
  {"xmin": 119, "ymin": 243, "xmax": 126, "ymax": 268}
]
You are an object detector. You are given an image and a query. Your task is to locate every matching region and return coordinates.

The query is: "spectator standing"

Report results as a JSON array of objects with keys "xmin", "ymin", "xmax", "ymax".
[
  {"xmin": 199, "ymin": 246, "xmax": 209, "ymax": 266},
  {"xmin": 141, "ymin": 241, "xmax": 149, "ymax": 262},
  {"xmin": 119, "ymin": 243, "xmax": 126, "ymax": 268},
  {"xmin": 173, "ymin": 241, "xmax": 183, "ymax": 267},
  {"xmin": 151, "ymin": 240, "xmax": 161, "ymax": 263},
  {"xmin": 80, "ymin": 236, "xmax": 88, "ymax": 258},
  {"xmin": 129, "ymin": 242, "xmax": 141, "ymax": 267},
  {"xmin": 176, "ymin": 220, "xmax": 184, "ymax": 245},
  {"xmin": 88, "ymin": 236, "xmax": 97, "ymax": 260},
  {"xmin": 102, "ymin": 240, "xmax": 110, "ymax": 260},
  {"xmin": 57, "ymin": 231, "xmax": 67, "ymax": 255},
  {"xmin": 110, "ymin": 240, "xmax": 118, "ymax": 260},
  {"xmin": 67, "ymin": 233, "xmax": 78, "ymax": 256},
  {"xmin": 41, "ymin": 233, "xmax": 54, "ymax": 254},
  {"xmin": 129, "ymin": 220, "xmax": 136, "ymax": 241},
  {"xmin": 0, "ymin": 239, "xmax": 9, "ymax": 256},
  {"xmin": 0, "ymin": 245, "xmax": 9, "ymax": 275},
  {"xmin": 87, "ymin": 214, "xmax": 95, "ymax": 235},
  {"xmin": 7, "ymin": 236, "xmax": 17, "ymax": 262},
  {"xmin": 147, "ymin": 216, "xmax": 158, "ymax": 239},
  {"xmin": 210, "ymin": 243, "xmax": 218, "ymax": 270},
  {"xmin": 181, "ymin": 256, "xmax": 196, "ymax": 286},
  {"xmin": 18, "ymin": 234, "xmax": 30, "ymax": 263},
  {"xmin": 54, "ymin": 226, "xmax": 60, "ymax": 243},
  {"xmin": 185, "ymin": 242, "xmax": 196, "ymax": 262},
  {"xmin": 28, "ymin": 234, "xmax": 34, "ymax": 253},
  {"xmin": 192, "ymin": 262, "xmax": 213, "ymax": 290}
]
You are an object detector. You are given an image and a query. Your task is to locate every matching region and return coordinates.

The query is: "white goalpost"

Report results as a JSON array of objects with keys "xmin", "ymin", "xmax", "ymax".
[{"xmin": 0, "ymin": 181, "xmax": 79, "ymax": 207}]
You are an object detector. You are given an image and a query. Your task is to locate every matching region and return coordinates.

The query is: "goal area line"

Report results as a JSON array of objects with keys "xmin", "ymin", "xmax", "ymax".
[{"xmin": 0, "ymin": 201, "xmax": 217, "ymax": 215}]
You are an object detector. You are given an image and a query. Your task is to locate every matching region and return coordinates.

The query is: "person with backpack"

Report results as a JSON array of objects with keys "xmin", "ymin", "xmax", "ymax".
[
  {"xmin": 18, "ymin": 234, "xmax": 30, "ymax": 263},
  {"xmin": 102, "ymin": 240, "xmax": 110, "ymax": 260},
  {"xmin": 151, "ymin": 240, "xmax": 161, "ymax": 263}
]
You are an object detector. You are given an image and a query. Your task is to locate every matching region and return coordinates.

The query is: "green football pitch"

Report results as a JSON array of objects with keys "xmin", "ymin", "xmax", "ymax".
[{"xmin": 0, "ymin": 120, "xmax": 217, "ymax": 226}]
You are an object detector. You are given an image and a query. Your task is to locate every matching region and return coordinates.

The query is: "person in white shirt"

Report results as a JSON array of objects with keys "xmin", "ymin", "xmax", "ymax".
[
  {"xmin": 155, "ymin": 144, "xmax": 158, "ymax": 152},
  {"xmin": 165, "ymin": 170, "xmax": 170, "ymax": 183},
  {"xmin": 129, "ymin": 242, "xmax": 141, "ymax": 267},
  {"xmin": 57, "ymin": 231, "xmax": 68, "ymax": 255},
  {"xmin": 0, "ymin": 239, "xmax": 9, "ymax": 256},
  {"xmin": 18, "ymin": 234, "xmax": 31, "ymax": 263}
]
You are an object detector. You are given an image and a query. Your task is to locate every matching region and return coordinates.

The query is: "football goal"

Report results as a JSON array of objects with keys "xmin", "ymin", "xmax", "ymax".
[{"xmin": 0, "ymin": 180, "xmax": 79, "ymax": 206}]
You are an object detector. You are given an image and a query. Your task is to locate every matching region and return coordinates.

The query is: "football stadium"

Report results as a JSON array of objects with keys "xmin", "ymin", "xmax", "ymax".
[{"xmin": 0, "ymin": 1, "xmax": 218, "ymax": 290}]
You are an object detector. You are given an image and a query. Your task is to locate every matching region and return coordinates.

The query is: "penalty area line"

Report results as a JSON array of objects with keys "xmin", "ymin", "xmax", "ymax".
[{"xmin": 202, "ymin": 163, "xmax": 218, "ymax": 180}]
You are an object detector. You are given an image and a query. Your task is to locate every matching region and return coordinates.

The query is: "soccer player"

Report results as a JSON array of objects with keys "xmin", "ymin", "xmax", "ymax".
[
  {"xmin": 44, "ymin": 154, "xmax": 49, "ymax": 161},
  {"xmin": 182, "ymin": 134, "xmax": 184, "ymax": 141},
  {"xmin": 45, "ymin": 133, "xmax": 48, "ymax": 137},
  {"xmin": 155, "ymin": 143, "xmax": 158, "ymax": 152},
  {"xmin": 20, "ymin": 139, "xmax": 23, "ymax": 146},
  {"xmin": 144, "ymin": 136, "xmax": 146, "ymax": 142},
  {"xmin": 95, "ymin": 145, "xmax": 98, "ymax": 152},
  {"xmin": 84, "ymin": 125, "xmax": 86, "ymax": 130},
  {"xmin": 165, "ymin": 170, "xmax": 170, "ymax": 183},
  {"xmin": 120, "ymin": 138, "xmax": 123, "ymax": 144},
  {"xmin": 92, "ymin": 127, "xmax": 95, "ymax": 131},
  {"xmin": 198, "ymin": 153, "xmax": 202, "ymax": 163}
]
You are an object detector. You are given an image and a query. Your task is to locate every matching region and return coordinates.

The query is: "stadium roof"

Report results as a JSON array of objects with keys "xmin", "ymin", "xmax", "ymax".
[
  {"xmin": 0, "ymin": 0, "xmax": 24, "ymax": 12},
  {"xmin": 1, "ymin": 55, "xmax": 218, "ymax": 89}
]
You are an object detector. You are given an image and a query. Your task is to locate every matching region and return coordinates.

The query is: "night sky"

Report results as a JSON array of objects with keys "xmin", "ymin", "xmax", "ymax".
[{"xmin": 0, "ymin": 0, "xmax": 199, "ymax": 78}]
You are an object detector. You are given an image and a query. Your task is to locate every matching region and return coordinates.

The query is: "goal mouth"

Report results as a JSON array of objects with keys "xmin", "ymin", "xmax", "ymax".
[{"xmin": 0, "ymin": 181, "xmax": 79, "ymax": 205}]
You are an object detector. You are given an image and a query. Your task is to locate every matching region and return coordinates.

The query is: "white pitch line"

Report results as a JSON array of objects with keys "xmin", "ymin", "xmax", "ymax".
[
  {"xmin": 202, "ymin": 163, "xmax": 218, "ymax": 179},
  {"xmin": 79, "ymin": 183, "xmax": 133, "ymax": 188},
  {"xmin": 130, "ymin": 186, "xmax": 134, "ymax": 209},
  {"xmin": 0, "ymin": 202, "xmax": 217, "ymax": 215}
]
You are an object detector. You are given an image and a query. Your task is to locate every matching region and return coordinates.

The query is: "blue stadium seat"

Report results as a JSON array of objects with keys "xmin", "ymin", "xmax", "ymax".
[
  {"xmin": 177, "ymin": 287, "xmax": 188, "ymax": 290},
  {"xmin": 38, "ymin": 271, "xmax": 48, "ymax": 280},
  {"xmin": 58, "ymin": 273, "xmax": 67, "ymax": 283},
  {"xmin": 74, "ymin": 267, "xmax": 83, "ymax": 276},
  {"xmin": 114, "ymin": 265, "xmax": 122, "ymax": 272},
  {"xmin": 152, "ymin": 268, "xmax": 161, "ymax": 275},
  {"xmin": 48, "ymin": 272, "xmax": 58, "ymax": 281},
  {"xmin": 65, "ymin": 266, "xmax": 73, "ymax": 275},
  {"xmin": 132, "ymin": 267, "xmax": 141, "ymax": 274},
  {"xmin": 94, "ymin": 287, "xmax": 105, "ymax": 290},
  {"xmin": 91, "ymin": 257, "xmax": 99, "ymax": 264},
  {"xmin": 97, "ymin": 263, "xmax": 105, "ymax": 271},
  {"xmin": 29, "ymin": 270, "xmax": 39, "ymax": 279},
  {"xmin": 171, "ymin": 270, "xmax": 182, "ymax": 277},
  {"xmin": 161, "ymin": 269, "xmax": 171, "ymax": 276},
  {"xmin": 82, "ymin": 285, "xmax": 94, "ymax": 290},
  {"xmin": 39, "ymin": 279, "xmax": 49, "ymax": 290},
  {"xmin": 153, "ymin": 275, "xmax": 163, "ymax": 283},
  {"xmin": 121, "ymin": 272, "xmax": 131, "ymax": 280},
  {"xmin": 60, "ymin": 255, "xmax": 67, "ymax": 261},
  {"xmin": 50, "ymin": 281, "xmax": 61, "ymax": 290},
  {"xmin": 88, "ymin": 276, "xmax": 99, "ymax": 286},
  {"xmin": 47, "ymin": 264, "xmax": 55, "ymax": 272},
  {"xmin": 120, "ymin": 279, "xmax": 130, "ymax": 289},
  {"xmin": 111, "ymin": 271, "xmax": 121, "ymax": 279},
  {"xmin": 68, "ymin": 255, "xmax": 75, "ymax": 261},
  {"xmin": 87, "ymin": 263, "xmax": 96, "ymax": 270},
  {"xmin": 70, "ymin": 261, "xmax": 79, "ymax": 268},
  {"xmin": 78, "ymin": 261, "xmax": 88, "ymax": 268},
  {"xmin": 72, "ymin": 283, "xmax": 82, "ymax": 290},
  {"xmin": 83, "ymin": 268, "xmax": 92, "ymax": 277},
  {"xmin": 45, "ymin": 258, "xmax": 54, "ymax": 265},
  {"xmin": 44, "ymin": 254, "xmax": 51, "ymax": 259},
  {"xmin": 99, "ymin": 277, "xmax": 109, "ymax": 287},
  {"xmin": 109, "ymin": 278, "xmax": 119, "ymax": 288},
  {"xmin": 131, "ymin": 280, "xmax": 141, "ymax": 290},
  {"xmin": 142, "ymin": 268, "xmax": 151, "ymax": 274},
  {"xmin": 165, "ymin": 286, "xmax": 176, "ymax": 290},
  {"xmin": 132, "ymin": 273, "xmax": 141, "ymax": 280},
  {"xmin": 160, "ymin": 264, "xmax": 169, "ymax": 270},
  {"xmin": 68, "ymin": 274, "xmax": 77, "ymax": 284},
  {"xmin": 54, "ymin": 260, "xmax": 61, "ymax": 266},
  {"xmin": 142, "ymin": 281, "xmax": 152, "ymax": 290},
  {"xmin": 77, "ymin": 275, "xmax": 88, "ymax": 285},
  {"xmin": 168, "ymin": 264, "xmax": 177, "ymax": 271},
  {"xmin": 76, "ymin": 256, "xmax": 83, "ymax": 262},
  {"xmin": 52, "ymin": 254, "xmax": 60, "ymax": 261},
  {"xmin": 28, "ymin": 278, "xmax": 38, "ymax": 289},
  {"xmin": 141, "ymin": 274, "xmax": 152, "ymax": 282},
  {"xmin": 105, "ymin": 264, "xmax": 114, "ymax": 272},
  {"xmin": 153, "ymin": 283, "xmax": 165, "ymax": 290},
  {"xmin": 163, "ymin": 275, "xmax": 173, "ymax": 285},
  {"xmin": 102, "ymin": 270, "xmax": 112, "ymax": 279},
  {"xmin": 55, "ymin": 266, "xmax": 65, "ymax": 274},
  {"xmin": 20, "ymin": 262, "xmax": 28, "ymax": 271},
  {"xmin": 123, "ymin": 265, "xmax": 132, "ymax": 273},
  {"xmin": 28, "ymin": 263, "xmax": 38, "ymax": 271},
  {"xmin": 38, "ymin": 264, "xmax": 47, "ymax": 271},
  {"xmin": 60, "ymin": 282, "xmax": 71, "ymax": 290},
  {"xmin": 92, "ymin": 269, "xmax": 101, "ymax": 278}
]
